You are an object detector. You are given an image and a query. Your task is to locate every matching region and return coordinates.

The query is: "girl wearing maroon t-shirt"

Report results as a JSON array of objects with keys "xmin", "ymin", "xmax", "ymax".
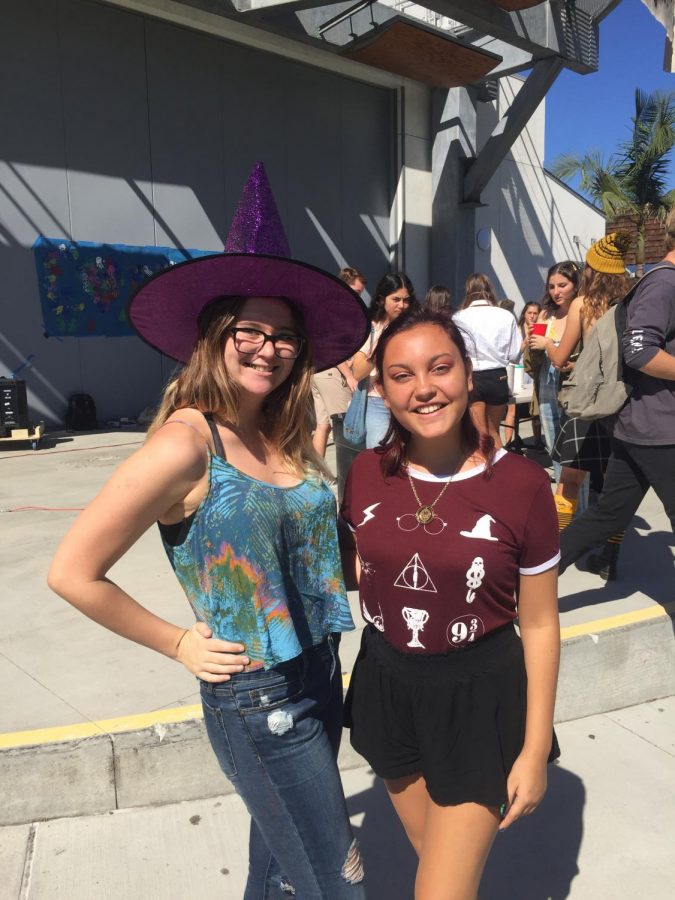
[{"xmin": 341, "ymin": 307, "xmax": 560, "ymax": 900}]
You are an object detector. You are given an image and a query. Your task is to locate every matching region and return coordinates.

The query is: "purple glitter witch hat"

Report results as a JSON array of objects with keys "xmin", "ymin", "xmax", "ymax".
[
  {"xmin": 128, "ymin": 162, "xmax": 368, "ymax": 371},
  {"xmin": 224, "ymin": 161, "xmax": 291, "ymax": 257}
]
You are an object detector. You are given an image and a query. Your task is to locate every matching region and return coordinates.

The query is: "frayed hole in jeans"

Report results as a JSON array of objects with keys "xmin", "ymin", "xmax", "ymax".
[
  {"xmin": 341, "ymin": 838, "xmax": 364, "ymax": 884},
  {"xmin": 266, "ymin": 709, "xmax": 294, "ymax": 735},
  {"xmin": 279, "ymin": 879, "xmax": 295, "ymax": 895}
]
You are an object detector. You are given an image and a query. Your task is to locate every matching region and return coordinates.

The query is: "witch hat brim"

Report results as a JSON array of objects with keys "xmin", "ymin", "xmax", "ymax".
[
  {"xmin": 127, "ymin": 251, "xmax": 369, "ymax": 370},
  {"xmin": 127, "ymin": 161, "xmax": 370, "ymax": 371}
]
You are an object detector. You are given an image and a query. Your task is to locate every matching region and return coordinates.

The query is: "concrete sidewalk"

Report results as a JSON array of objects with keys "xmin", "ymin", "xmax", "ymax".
[
  {"xmin": 1, "ymin": 429, "xmax": 674, "ymax": 825},
  {"xmin": 3, "ymin": 696, "xmax": 675, "ymax": 899}
]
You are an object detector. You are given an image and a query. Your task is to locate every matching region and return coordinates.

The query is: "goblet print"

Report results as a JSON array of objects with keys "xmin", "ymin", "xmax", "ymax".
[{"xmin": 402, "ymin": 606, "xmax": 429, "ymax": 648}]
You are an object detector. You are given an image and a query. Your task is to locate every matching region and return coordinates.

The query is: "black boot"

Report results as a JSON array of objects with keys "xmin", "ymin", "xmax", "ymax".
[{"xmin": 585, "ymin": 541, "xmax": 620, "ymax": 582}]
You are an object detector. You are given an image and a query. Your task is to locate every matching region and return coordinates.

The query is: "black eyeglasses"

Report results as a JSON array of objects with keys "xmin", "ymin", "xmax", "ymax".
[{"xmin": 229, "ymin": 327, "xmax": 304, "ymax": 359}]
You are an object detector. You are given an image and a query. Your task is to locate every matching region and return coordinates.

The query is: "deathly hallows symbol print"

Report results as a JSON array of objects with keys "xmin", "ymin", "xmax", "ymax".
[{"xmin": 394, "ymin": 553, "xmax": 437, "ymax": 593}]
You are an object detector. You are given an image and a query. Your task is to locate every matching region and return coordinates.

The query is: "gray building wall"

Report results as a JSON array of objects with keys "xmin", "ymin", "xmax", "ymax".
[{"xmin": 1, "ymin": 0, "xmax": 396, "ymax": 424}]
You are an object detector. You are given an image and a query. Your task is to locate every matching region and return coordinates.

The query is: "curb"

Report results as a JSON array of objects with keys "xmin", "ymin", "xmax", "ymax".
[{"xmin": 2, "ymin": 604, "xmax": 674, "ymax": 826}]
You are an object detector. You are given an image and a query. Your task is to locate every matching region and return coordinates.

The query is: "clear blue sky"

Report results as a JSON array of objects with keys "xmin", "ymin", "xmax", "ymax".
[{"xmin": 544, "ymin": 0, "xmax": 675, "ymax": 193}]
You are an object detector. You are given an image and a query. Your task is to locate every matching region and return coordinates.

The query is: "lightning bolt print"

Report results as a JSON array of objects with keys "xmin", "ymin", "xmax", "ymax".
[{"xmin": 356, "ymin": 503, "xmax": 381, "ymax": 528}]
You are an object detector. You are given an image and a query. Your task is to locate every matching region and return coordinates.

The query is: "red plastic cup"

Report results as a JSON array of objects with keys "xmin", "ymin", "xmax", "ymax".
[{"xmin": 530, "ymin": 323, "xmax": 547, "ymax": 337}]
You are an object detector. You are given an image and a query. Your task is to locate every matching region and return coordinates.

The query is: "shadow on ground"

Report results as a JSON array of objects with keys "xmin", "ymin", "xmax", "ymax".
[
  {"xmin": 348, "ymin": 775, "xmax": 417, "ymax": 899},
  {"xmin": 560, "ymin": 525, "xmax": 675, "ymax": 613},
  {"xmin": 349, "ymin": 765, "xmax": 585, "ymax": 900},
  {"xmin": 481, "ymin": 765, "xmax": 585, "ymax": 900}
]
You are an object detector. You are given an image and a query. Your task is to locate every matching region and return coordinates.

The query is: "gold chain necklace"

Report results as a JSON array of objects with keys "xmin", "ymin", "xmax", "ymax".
[{"xmin": 407, "ymin": 456, "xmax": 464, "ymax": 525}]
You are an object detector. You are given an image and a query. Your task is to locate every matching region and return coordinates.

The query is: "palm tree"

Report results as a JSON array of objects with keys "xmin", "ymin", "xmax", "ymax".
[{"xmin": 552, "ymin": 89, "xmax": 675, "ymax": 275}]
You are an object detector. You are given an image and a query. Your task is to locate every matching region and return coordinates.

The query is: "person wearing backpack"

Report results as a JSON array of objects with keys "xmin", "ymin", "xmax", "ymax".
[
  {"xmin": 555, "ymin": 210, "xmax": 675, "ymax": 578},
  {"xmin": 529, "ymin": 233, "xmax": 631, "ymax": 579}
]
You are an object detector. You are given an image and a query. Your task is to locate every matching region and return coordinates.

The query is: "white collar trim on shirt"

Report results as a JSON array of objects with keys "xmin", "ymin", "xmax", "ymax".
[{"xmin": 407, "ymin": 448, "xmax": 508, "ymax": 483}]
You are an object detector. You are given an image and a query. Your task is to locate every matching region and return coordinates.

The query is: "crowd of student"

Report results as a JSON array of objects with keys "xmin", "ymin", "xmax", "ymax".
[
  {"xmin": 325, "ymin": 226, "xmax": 674, "ymax": 586},
  {"xmin": 46, "ymin": 163, "xmax": 675, "ymax": 899}
]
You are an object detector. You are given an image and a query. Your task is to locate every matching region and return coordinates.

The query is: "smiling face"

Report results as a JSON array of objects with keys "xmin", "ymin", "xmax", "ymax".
[
  {"xmin": 547, "ymin": 274, "xmax": 576, "ymax": 307},
  {"xmin": 379, "ymin": 324, "xmax": 471, "ymax": 447},
  {"xmin": 223, "ymin": 296, "xmax": 300, "ymax": 402}
]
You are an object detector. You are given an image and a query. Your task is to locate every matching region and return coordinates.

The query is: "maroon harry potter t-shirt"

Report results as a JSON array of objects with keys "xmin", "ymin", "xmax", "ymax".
[{"xmin": 341, "ymin": 449, "xmax": 559, "ymax": 654}]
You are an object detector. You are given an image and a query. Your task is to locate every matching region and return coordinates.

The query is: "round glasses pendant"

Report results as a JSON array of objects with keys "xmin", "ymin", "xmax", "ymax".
[{"xmin": 415, "ymin": 505, "xmax": 435, "ymax": 525}]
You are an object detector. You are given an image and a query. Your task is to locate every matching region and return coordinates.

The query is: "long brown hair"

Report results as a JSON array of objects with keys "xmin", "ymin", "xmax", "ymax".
[
  {"xmin": 577, "ymin": 265, "xmax": 632, "ymax": 326},
  {"xmin": 148, "ymin": 296, "xmax": 324, "ymax": 477},
  {"xmin": 540, "ymin": 261, "xmax": 580, "ymax": 318},
  {"xmin": 370, "ymin": 272, "xmax": 415, "ymax": 322},
  {"xmin": 423, "ymin": 284, "xmax": 452, "ymax": 313},
  {"xmin": 518, "ymin": 301, "xmax": 541, "ymax": 333},
  {"xmin": 372, "ymin": 307, "xmax": 496, "ymax": 478},
  {"xmin": 460, "ymin": 273, "xmax": 499, "ymax": 309}
]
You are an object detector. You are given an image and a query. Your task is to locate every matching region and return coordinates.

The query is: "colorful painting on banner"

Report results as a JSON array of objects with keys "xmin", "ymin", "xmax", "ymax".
[{"xmin": 33, "ymin": 237, "xmax": 215, "ymax": 338}]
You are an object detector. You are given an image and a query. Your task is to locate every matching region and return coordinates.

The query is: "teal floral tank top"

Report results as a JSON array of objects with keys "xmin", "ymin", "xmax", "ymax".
[{"xmin": 160, "ymin": 453, "xmax": 354, "ymax": 669}]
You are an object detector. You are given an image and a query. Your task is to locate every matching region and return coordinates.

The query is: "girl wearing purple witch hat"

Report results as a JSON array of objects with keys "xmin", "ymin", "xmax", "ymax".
[{"xmin": 48, "ymin": 163, "xmax": 369, "ymax": 898}]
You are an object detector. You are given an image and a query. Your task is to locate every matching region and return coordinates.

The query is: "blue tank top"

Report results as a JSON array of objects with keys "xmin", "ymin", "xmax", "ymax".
[{"xmin": 159, "ymin": 424, "xmax": 354, "ymax": 670}]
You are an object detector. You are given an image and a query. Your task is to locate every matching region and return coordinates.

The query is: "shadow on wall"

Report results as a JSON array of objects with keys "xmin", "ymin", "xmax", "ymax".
[
  {"xmin": 1, "ymin": 0, "xmax": 396, "ymax": 424},
  {"xmin": 470, "ymin": 76, "xmax": 603, "ymax": 307},
  {"xmin": 0, "ymin": 241, "xmax": 178, "ymax": 428},
  {"xmin": 477, "ymin": 84, "xmax": 603, "ymax": 305},
  {"xmin": 430, "ymin": 125, "xmax": 478, "ymax": 301},
  {"xmin": 501, "ymin": 77, "xmax": 585, "ymax": 256}
]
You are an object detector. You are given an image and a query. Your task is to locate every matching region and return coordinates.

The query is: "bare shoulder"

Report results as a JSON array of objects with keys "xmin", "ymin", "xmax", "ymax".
[
  {"xmin": 142, "ymin": 409, "xmax": 212, "ymax": 479},
  {"xmin": 54, "ymin": 409, "xmax": 212, "ymax": 543}
]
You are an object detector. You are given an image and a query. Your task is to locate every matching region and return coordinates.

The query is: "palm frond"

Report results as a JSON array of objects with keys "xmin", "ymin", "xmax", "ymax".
[
  {"xmin": 618, "ymin": 90, "xmax": 675, "ymax": 167},
  {"xmin": 662, "ymin": 188, "xmax": 675, "ymax": 210},
  {"xmin": 555, "ymin": 89, "xmax": 675, "ymax": 233}
]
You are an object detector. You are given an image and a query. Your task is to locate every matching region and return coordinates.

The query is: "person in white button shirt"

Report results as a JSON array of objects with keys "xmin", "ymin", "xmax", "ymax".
[{"xmin": 453, "ymin": 273, "xmax": 521, "ymax": 448}]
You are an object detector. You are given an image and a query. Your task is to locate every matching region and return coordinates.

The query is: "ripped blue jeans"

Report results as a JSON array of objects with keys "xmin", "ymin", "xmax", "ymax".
[{"xmin": 200, "ymin": 635, "xmax": 365, "ymax": 899}]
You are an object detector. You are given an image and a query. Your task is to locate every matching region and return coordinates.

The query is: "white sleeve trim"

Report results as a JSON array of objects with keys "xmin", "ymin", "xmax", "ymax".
[{"xmin": 519, "ymin": 551, "xmax": 561, "ymax": 576}]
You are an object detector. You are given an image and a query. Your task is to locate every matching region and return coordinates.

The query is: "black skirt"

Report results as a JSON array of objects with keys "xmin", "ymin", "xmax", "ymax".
[
  {"xmin": 344, "ymin": 624, "xmax": 560, "ymax": 809},
  {"xmin": 552, "ymin": 415, "xmax": 612, "ymax": 492}
]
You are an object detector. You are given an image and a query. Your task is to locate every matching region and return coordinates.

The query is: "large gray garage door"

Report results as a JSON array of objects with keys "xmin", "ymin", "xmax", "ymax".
[{"xmin": 0, "ymin": 0, "xmax": 395, "ymax": 422}]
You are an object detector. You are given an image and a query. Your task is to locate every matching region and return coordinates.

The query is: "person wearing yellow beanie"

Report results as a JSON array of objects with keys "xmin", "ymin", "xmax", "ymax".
[
  {"xmin": 585, "ymin": 231, "xmax": 632, "ymax": 275},
  {"xmin": 529, "ymin": 232, "xmax": 632, "ymax": 578},
  {"xmin": 559, "ymin": 208, "xmax": 675, "ymax": 582}
]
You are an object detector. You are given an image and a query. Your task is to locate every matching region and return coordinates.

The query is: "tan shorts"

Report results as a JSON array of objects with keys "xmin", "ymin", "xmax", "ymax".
[{"xmin": 311, "ymin": 369, "xmax": 353, "ymax": 425}]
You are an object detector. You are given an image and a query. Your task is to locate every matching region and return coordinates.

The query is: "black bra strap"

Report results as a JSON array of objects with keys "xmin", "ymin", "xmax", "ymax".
[{"xmin": 204, "ymin": 413, "xmax": 227, "ymax": 460}]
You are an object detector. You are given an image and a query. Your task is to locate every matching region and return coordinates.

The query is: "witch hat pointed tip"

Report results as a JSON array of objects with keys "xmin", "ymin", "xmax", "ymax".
[{"xmin": 223, "ymin": 161, "xmax": 291, "ymax": 258}]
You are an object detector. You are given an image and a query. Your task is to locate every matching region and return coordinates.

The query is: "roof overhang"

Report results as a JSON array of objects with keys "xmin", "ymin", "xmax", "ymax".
[{"xmin": 341, "ymin": 17, "xmax": 502, "ymax": 88}]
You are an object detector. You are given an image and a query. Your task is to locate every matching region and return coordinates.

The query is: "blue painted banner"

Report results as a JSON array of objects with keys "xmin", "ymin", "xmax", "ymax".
[{"xmin": 33, "ymin": 237, "xmax": 215, "ymax": 338}]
